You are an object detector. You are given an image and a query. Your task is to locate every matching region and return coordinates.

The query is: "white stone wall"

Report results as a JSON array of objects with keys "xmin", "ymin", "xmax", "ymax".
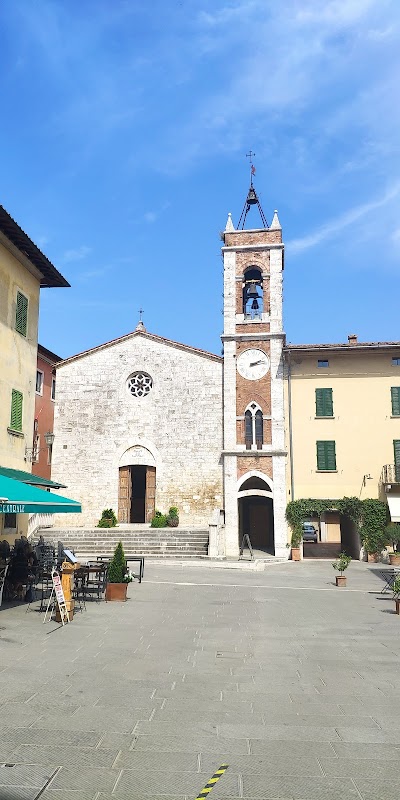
[{"xmin": 52, "ymin": 334, "xmax": 223, "ymax": 527}]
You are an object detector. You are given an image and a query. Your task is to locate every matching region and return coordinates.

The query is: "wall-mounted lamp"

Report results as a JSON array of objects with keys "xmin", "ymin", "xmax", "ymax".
[
  {"xmin": 362, "ymin": 473, "xmax": 373, "ymax": 486},
  {"xmin": 25, "ymin": 431, "xmax": 55, "ymax": 462}
]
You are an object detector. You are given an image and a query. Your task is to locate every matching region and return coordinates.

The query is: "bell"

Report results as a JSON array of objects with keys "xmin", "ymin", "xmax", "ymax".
[
  {"xmin": 251, "ymin": 298, "xmax": 259, "ymax": 311},
  {"xmin": 246, "ymin": 187, "xmax": 258, "ymax": 205},
  {"xmin": 246, "ymin": 282, "xmax": 259, "ymax": 298}
]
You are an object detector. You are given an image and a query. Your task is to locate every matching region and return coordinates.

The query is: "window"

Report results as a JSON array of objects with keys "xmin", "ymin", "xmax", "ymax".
[
  {"xmin": 391, "ymin": 388, "xmax": 400, "ymax": 416},
  {"xmin": 394, "ymin": 441, "xmax": 400, "ymax": 482},
  {"xmin": 244, "ymin": 403, "xmax": 263, "ymax": 449},
  {"xmin": 15, "ymin": 291, "xmax": 28, "ymax": 336},
  {"xmin": 47, "ymin": 442, "xmax": 53, "ymax": 465},
  {"xmin": 33, "ymin": 434, "xmax": 40, "ymax": 462},
  {"xmin": 4, "ymin": 513, "xmax": 16, "ymax": 529},
  {"xmin": 127, "ymin": 372, "xmax": 153, "ymax": 397},
  {"xmin": 393, "ymin": 358, "xmax": 400, "ymax": 366},
  {"xmin": 316, "ymin": 388, "xmax": 333, "ymax": 417},
  {"xmin": 318, "ymin": 359, "xmax": 329, "ymax": 368},
  {"xmin": 316, "ymin": 440, "xmax": 336, "ymax": 471},
  {"xmin": 51, "ymin": 376, "xmax": 56, "ymax": 401},
  {"xmin": 36, "ymin": 370, "xmax": 44, "ymax": 395},
  {"xmin": 10, "ymin": 389, "xmax": 23, "ymax": 432}
]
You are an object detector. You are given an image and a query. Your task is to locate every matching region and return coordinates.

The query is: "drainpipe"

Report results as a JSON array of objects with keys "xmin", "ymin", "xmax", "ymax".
[{"xmin": 287, "ymin": 350, "xmax": 295, "ymax": 501}]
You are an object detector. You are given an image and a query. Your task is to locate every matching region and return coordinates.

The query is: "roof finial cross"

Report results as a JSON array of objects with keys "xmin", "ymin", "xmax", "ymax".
[{"xmin": 138, "ymin": 307, "xmax": 144, "ymax": 322}]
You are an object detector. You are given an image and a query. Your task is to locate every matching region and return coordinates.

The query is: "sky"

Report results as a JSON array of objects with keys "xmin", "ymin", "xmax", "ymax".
[{"xmin": 1, "ymin": 0, "xmax": 399, "ymax": 358}]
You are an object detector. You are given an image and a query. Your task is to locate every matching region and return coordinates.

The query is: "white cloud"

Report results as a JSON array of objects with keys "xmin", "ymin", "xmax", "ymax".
[
  {"xmin": 287, "ymin": 183, "xmax": 400, "ymax": 254},
  {"xmin": 62, "ymin": 245, "xmax": 92, "ymax": 263}
]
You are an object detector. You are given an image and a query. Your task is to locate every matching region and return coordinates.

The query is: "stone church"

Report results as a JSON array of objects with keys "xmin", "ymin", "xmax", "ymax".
[{"xmin": 52, "ymin": 184, "xmax": 288, "ymax": 558}]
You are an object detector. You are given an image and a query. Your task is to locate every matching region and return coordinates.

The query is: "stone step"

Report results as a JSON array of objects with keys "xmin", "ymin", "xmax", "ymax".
[{"xmin": 36, "ymin": 527, "xmax": 210, "ymax": 558}]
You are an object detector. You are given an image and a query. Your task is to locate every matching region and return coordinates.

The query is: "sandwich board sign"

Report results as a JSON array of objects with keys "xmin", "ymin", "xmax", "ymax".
[{"xmin": 43, "ymin": 568, "xmax": 69, "ymax": 625}]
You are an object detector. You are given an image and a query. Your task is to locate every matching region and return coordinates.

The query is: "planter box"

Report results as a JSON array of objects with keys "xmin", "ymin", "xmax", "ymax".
[
  {"xmin": 395, "ymin": 599, "xmax": 400, "ymax": 615},
  {"xmin": 367, "ymin": 553, "xmax": 380, "ymax": 563},
  {"xmin": 105, "ymin": 582, "xmax": 128, "ymax": 602},
  {"xmin": 335, "ymin": 575, "xmax": 346, "ymax": 587},
  {"xmin": 389, "ymin": 554, "xmax": 400, "ymax": 566},
  {"xmin": 291, "ymin": 547, "xmax": 301, "ymax": 561}
]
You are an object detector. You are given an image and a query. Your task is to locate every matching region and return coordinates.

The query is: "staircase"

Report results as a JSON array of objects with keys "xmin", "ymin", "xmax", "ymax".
[{"xmin": 36, "ymin": 526, "xmax": 210, "ymax": 560}]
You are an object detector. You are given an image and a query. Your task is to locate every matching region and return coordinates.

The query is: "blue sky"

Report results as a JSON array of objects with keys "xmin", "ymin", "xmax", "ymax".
[{"xmin": 1, "ymin": 0, "xmax": 399, "ymax": 358}]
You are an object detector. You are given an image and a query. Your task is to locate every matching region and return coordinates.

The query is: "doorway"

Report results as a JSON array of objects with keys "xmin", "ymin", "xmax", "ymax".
[
  {"xmin": 238, "ymin": 495, "xmax": 274, "ymax": 554},
  {"xmin": 118, "ymin": 465, "xmax": 156, "ymax": 523}
]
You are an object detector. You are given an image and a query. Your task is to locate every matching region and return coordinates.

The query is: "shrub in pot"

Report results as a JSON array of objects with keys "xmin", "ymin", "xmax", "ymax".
[
  {"xmin": 386, "ymin": 523, "xmax": 400, "ymax": 564},
  {"xmin": 291, "ymin": 526, "xmax": 302, "ymax": 561},
  {"xmin": 150, "ymin": 510, "xmax": 168, "ymax": 528},
  {"xmin": 105, "ymin": 541, "xmax": 132, "ymax": 601},
  {"xmin": 97, "ymin": 508, "xmax": 118, "ymax": 528},
  {"xmin": 332, "ymin": 552, "xmax": 351, "ymax": 587},
  {"xmin": 167, "ymin": 506, "xmax": 179, "ymax": 528}
]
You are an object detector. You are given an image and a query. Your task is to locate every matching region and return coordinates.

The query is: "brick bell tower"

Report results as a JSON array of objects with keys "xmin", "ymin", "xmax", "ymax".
[{"xmin": 221, "ymin": 167, "xmax": 288, "ymax": 558}]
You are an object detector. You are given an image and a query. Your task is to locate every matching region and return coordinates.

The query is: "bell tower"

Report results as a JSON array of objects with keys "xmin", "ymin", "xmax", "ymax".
[{"xmin": 221, "ymin": 167, "xmax": 287, "ymax": 558}]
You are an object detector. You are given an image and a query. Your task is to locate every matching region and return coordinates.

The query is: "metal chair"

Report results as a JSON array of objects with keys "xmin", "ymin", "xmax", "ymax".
[
  {"xmin": 380, "ymin": 568, "xmax": 400, "ymax": 593},
  {"xmin": 86, "ymin": 563, "xmax": 108, "ymax": 601},
  {"xmin": 0, "ymin": 564, "xmax": 9, "ymax": 608}
]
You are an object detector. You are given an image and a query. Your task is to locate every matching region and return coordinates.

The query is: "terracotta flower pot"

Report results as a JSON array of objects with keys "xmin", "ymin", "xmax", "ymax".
[
  {"xmin": 367, "ymin": 553, "xmax": 380, "ymax": 563},
  {"xmin": 336, "ymin": 575, "xmax": 346, "ymax": 587},
  {"xmin": 291, "ymin": 547, "xmax": 301, "ymax": 561},
  {"xmin": 395, "ymin": 599, "xmax": 400, "ymax": 615},
  {"xmin": 389, "ymin": 554, "xmax": 400, "ymax": 566},
  {"xmin": 105, "ymin": 582, "xmax": 128, "ymax": 602}
]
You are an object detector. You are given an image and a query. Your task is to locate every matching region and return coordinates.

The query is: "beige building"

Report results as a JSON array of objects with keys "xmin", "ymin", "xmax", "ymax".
[
  {"xmin": 0, "ymin": 205, "xmax": 69, "ymax": 538},
  {"xmin": 285, "ymin": 337, "xmax": 400, "ymax": 551}
]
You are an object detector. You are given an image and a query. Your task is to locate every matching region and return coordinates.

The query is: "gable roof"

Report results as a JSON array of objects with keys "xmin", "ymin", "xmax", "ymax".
[
  {"xmin": 56, "ymin": 329, "xmax": 222, "ymax": 368},
  {"xmin": 0, "ymin": 205, "xmax": 70, "ymax": 288}
]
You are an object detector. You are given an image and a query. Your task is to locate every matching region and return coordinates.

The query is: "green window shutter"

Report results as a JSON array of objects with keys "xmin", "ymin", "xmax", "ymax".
[
  {"xmin": 10, "ymin": 390, "xmax": 23, "ymax": 431},
  {"xmin": 391, "ymin": 388, "xmax": 400, "ymax": 416},
  {"xmin": 15, "ymin": 292, "xmax": 28, "ymax": 336},
  {"xmin": 394, "ymin": 440, "xmax": 400, "ymax": 481},
  {"xmin": 317, "ymin": 440, "xmax": 336, "ymax": 470},
  {"xmin": 316, "ymin": 388, "xmax": 333, "ymax": 416}
]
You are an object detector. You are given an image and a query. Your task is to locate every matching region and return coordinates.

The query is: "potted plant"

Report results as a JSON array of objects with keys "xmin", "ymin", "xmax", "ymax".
[
  {"xmin": 290, "ymin": 526, "xmax": 302, "ymax": 561},
  {"xmin": 150, "ymin": 510, "xmax": 168, "ymax": 528},
  {"xmin": 386, "ymin": 523, "xmax": 400, "ymax": 565},
  {"xmin": 332, "ymin": 552, "xmax": 351, "ymax": 586},
  {"xmin": 167, "ymin": 506, "xmax": 179, "ymax": 528},
  {"xmin": 105, "ymin": 541, "xmax": 132, "ymax": 601},
  {"xmin": 97, "ymin": 508, "xmax": 118, "ymax": 528}
]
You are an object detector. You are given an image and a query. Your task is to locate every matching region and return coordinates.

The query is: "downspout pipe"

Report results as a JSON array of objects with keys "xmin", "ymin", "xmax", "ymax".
[{"xmin": 287, "ymin": 350, "xmax": 295, "ymax": 501}]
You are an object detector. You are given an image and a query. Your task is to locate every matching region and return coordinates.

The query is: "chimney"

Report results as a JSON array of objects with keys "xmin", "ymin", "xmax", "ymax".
[{"xmin": 348, "ymin": 334, "xmax": 358, "ymax": 345}]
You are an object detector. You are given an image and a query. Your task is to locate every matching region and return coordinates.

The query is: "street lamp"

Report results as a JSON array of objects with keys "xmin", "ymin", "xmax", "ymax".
[{"xmin": 25, "ymin": 431, "xmax": 55, "ymax": 462}]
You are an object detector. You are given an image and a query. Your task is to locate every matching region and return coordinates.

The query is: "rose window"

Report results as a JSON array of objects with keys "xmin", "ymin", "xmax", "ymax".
[{"xmin": 127, "ymin": 372, "xmax": 153, "ymax": 397}]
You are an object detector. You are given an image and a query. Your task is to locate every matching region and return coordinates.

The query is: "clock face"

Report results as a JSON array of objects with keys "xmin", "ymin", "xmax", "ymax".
[{"xmin": 237, "ymin": 349, "xmax": 270, "ymax": 380}]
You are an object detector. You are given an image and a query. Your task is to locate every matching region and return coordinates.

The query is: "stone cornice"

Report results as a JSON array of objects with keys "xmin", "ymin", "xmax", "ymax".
[
  {"xmin": 222, "ymin": 243, "xmax": 284, "ymax": 253},
  {"xmin": 221, "ymin": 332, "xmax": 285, "ymax": 342},
  {"xmin": 222, "ymin": 449, "xmax": 287, "ymax": 457}
]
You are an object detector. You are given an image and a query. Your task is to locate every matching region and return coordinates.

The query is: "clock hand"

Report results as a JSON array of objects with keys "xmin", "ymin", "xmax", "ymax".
[{"xmin": 250, "ymin": 359, "xmax": 267, "ymax": 367}]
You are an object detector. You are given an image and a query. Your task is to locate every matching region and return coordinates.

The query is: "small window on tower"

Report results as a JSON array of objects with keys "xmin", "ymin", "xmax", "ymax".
[
  {"xmin": 318, "ymin": 359, "xmax": 329, "ymax": 368},
  {"xmin": 244, "ymin": 402, "xmax": 263, "ymax": 449},
  {"xmin": 243, "ymin": 267, "xmax": 263, "ymax": 319}
]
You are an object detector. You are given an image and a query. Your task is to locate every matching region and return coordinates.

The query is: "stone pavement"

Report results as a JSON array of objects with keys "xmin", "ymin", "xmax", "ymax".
[{"xmin": 0, "ymin": 560, "xmax": 399, "ymax": 799}]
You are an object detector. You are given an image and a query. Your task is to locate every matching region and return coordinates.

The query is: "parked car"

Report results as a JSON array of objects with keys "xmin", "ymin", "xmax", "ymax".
[{"xmin": 302, "ymin": 523, "xmax": 318, "ymax": 543}]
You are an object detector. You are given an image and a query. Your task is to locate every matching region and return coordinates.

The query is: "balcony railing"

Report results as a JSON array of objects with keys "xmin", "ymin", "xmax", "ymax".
[{"xmin": 381, "ymin": 464, "xmax": 400, "ymax": 485}]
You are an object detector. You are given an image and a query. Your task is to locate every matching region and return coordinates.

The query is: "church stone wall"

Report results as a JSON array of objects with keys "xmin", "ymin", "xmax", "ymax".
[{"xmin": 51, "ymin": 334, "xmax": 223, "ymax": 528}]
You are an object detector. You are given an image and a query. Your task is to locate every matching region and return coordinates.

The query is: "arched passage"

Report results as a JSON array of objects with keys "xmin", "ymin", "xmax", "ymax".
[{"xmin": 238, "ymin": 474, "xmax": 274, "ymax": 554}]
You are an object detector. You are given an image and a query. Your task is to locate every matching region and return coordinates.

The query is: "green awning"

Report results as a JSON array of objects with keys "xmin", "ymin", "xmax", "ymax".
[
  {"xmin": 0, "ymin": 466, "xmax": 66, "ymax": 490},
  {"xmin": 0, "ymin": 475, "xmax": 81, "ymax": 514}
]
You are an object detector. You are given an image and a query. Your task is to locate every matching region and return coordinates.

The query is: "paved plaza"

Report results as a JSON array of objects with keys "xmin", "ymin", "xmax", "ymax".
[{"xmin": 0, "ymin": 560, "xmax": 399, "ymax": 799}]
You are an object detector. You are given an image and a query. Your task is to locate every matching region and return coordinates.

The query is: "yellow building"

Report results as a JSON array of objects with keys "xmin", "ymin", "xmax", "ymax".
[
  {"xmin": 0, "ymin": 205, "xmax": 69, "ymax": 538},
  {"xmin": 285, "ymin": 335, "xmax": 400, "ymax": 553}
]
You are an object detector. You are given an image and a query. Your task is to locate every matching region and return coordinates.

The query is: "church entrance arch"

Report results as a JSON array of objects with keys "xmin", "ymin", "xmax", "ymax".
[
  {"xmin": 238, "ymin": 473, "xmax": 274, "ymax": 554},
  {"xmin": 118, "ymin": 446, "xmax": 156, "ymax": 524}
]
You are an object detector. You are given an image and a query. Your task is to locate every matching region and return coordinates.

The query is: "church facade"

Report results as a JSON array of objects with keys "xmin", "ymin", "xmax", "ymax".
[{"xmin": 51, "ymin": 191, "xmax": 288, "ymax": 558}]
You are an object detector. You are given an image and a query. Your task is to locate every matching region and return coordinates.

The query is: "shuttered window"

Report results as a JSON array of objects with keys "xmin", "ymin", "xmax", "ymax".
[
  {"xmin": 391, "ymin": 388, "xmax": 400, "ymax": 416},
  {"xmin": 315, "ymin": 388, "xmax": 333, "ymax": 417},
  {"xmin": 316, "ymin": 440, "xmax": 336, "ymax": 471},
  {"xmin": 15, "ymin": 292, "xmax": 28, "ymax": 336},
  {"xmin": 394, "ymin": 440, "xmax": 400, "ymax": 482},
  {"xmin": 10, "ymin": 389, "xmax": 23, "ymax": 431}
]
